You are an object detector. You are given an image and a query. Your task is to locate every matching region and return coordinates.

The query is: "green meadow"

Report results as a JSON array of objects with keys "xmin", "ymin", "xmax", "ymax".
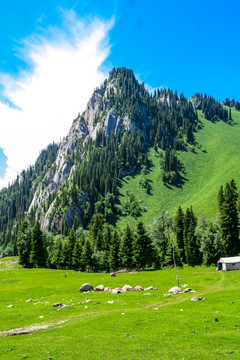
[
  {"xmin": 1, "ymin": 257, "xmax": 240, "ymax": 359},
  {"xmin": 117, "ymin": 108, "xmax": 240, "ymax": 227}
]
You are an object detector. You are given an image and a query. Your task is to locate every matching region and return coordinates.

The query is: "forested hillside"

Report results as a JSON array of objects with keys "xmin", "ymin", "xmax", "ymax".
[{"xmin": 0, "ymin": 67, "xmax": 239, "ymax": 266}]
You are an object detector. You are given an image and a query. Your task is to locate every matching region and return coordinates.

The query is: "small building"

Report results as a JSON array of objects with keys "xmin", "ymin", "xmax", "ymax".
[{"xmin": 217, "ymin": 257, "xmax": 240, "ymax": 271}]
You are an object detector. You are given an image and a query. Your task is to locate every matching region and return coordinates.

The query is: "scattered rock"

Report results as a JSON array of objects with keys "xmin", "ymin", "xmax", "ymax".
[
  {"xmin": 122, "ymin": 285, "xmax": 133, "ymax": 292},
  {"xmin": 182, "ymin": 284, "xmax": 188, "ymax": 288},
  {"xmin": 104, "ymin": 287, "xmax": 111, "ymax": 292},
  {"xmin": 26, "ymin": 298, "xmax": 32, "ymax": 302},
  {"xmin": 53, "ymin": 302, "xmax": 69, "ymax": 308},
  {"xmin": 39, "ymin": 316, "xmax": 44, "ymax": 319},
  {"xmin": 86, "ymin": 299, "xmax": 91, "ymax": 303},
  {"xmin": 112, "ymin": 288, "xmax": 122, "ymax": 294},
  {"xmin": 168, "ymin": 286, "xmax": 181, "ymax": 294},
  {"xmin": 110, "ymin": 272, "xmax": 116, "ymax": 277},
  {"xmin": 95, "ymin": 285, "xmax": 104, "ymax": 291},
  {"xmin": 182, "ymin": 288, "xmax": 192, "ymax": 293},
  {"xmin": 191, "ymin": 297, "xmax": 204, "ymax": 301},
  {"xmin": 164, "ymin": 294, "xmax": 171, "ymax": 297},
  {"xmin": 7, "ymin": 305, "xmax": 14, "ymax": 308},
  {"xmin": 135, "ymin": 285, "xmax": 143, "ymax": 291},
  {"xmin": 144, "ymin": 286, "xmax": 154, "ymax": 291},
  {"xmin": 144, "ymin": 293, "xmax": 150, "ymax": 296},
  {"xmin": 107, "ymin": 300, "xmax": 114, "ymax": 304},
  {"xmin": 79, "ymin": 283, "xmax": 93, "ymax": 292},
  {"xmin": 53, "ymin": 302, "xmax": 63, "ymax": 307},
  {"xmin": 84, "ymin": 306, "xmax": 89, "ymax": 309}
]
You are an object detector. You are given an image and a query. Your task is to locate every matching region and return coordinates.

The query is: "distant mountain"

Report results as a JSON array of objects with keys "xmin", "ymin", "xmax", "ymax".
[{"xmin": 0, "ymin": 67, "xmax": 237, "ymax": 251}]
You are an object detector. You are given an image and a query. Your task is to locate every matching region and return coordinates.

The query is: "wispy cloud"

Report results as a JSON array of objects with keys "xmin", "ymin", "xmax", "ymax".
[{"xmin": 0, "ymin": 10, "xmax": 113, "ymax": 189}]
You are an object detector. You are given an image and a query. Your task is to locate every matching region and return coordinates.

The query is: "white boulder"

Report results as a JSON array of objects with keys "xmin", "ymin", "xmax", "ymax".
[
  {"xmin": 122, "ymin": 285, "xmax": 133, "ymax": 292},
  {"xmin": 168, "ymin": 286, "xmax": 181, "ymax": 294},
  {"xmin": 95, "ymin": 285, "xmax": 104, "ymax": 291},
  {"xmin": 79, "ymin": 283, "xmax": 93, "ymax": 292}
]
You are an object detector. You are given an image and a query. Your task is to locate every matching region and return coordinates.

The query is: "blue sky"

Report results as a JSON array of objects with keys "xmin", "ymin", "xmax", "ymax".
[{"xmin": 0, "ymin": 0, "xmax": 240, "ymax": 187}]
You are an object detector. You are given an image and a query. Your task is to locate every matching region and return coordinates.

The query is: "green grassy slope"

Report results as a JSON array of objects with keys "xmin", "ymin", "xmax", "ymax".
[
  {"xmin": 116, "ymin": 108, "xmax": 240, "ymax": 228},
  {"xmin": 1, "ymin": 258, "xmax": 240, "ymax": 360}
]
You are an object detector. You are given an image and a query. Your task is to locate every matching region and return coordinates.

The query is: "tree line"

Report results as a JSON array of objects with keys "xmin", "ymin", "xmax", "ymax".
[{"xmin": 17, "ymin": 179, "xmax": 240, "ymax": 272}]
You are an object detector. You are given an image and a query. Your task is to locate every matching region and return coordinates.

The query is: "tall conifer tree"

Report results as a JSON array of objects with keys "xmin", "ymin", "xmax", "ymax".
[
  {"xmin": 219, "ymin": 180, "xmax": 239, "ymax": 255},
  {"xmin": 30, "ymin": 221, "xmax": 46, "ymax": 268},
  {"xmin": 175, "ymin": 206, "xmax": 185, "ymax": 262},
  {"xmin": 119, "ymin": 224, "xmax": 134, "ymax": 269},
  {"xmin": 133, "ymin": 221, "xmax": 155, "ymax": 269}
]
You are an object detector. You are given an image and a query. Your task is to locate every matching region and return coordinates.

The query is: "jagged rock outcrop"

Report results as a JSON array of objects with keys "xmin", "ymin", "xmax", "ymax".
[{"xmin": 28, "ymin": 74, "xmax": 152, "ymax": 230}]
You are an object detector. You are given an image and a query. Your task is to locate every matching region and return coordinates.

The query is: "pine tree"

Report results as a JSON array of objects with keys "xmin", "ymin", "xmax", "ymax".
[
  {"xmin": 50, "ymin": 236, "xmax": 64, "ymax": 269},
  {"xmin": 62, "ymin": 243, "xmax": 71, "ymax": 269},
  {"xmin": 184, "ymin": 207, "xmax": 201, "ymax": 266},
  {"xmin": 100, "ymin": 250, "xmax": 110, "ymax": 272},
  {"xmin": 109, "ymin": 229, "xmax": 120, "ymax": 272},
  {"xmin": 89, "ymin": 213, "xmax": 105, "ymax": 250},
  {"xmin": 119, "ymin": 224, "xmax": 134, "ymax": 269},
  {"xmin": 133, "ymin": 221, "xmax": 155, "ymax": 269},
  {"xmin": 30, "ymin": 221, "xmax": 46, "ymax": 268},
  {"xmin": 102, "ymin": 223, "xmax": 112, "ymax": 251},
  {"xmin": 228, "ymin": 108, "xmax": 232, "ymax": 122},
  {"xmin": 81, "ymin": 239, "xmax": 94, "ymax": 272},
  {"xmin": 17, "ymin": 219, "xmax": 32, "ymax": 268},
  {"xmin": 151, "ymin": 211, "xmax": 173, "ymax": 266},
  {"xmin": 72, "ymin": 239, "xmax": 82, "ymax": 270},
  {"xmin": 219, "ymin": 180, "xmax": 239, "ymax": 255},
  {"xmin": 66, "ymin": 228, "xmax": 76, "ymax": 268},
  {"xmin": 174, "ymin": 206, "xmax": 185, "ymax": 262}
]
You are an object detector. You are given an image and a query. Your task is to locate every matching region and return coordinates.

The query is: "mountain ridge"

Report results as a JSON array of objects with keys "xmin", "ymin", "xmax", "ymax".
[{"xmin": 0, "ymin": 67, "xmax": 237, "ymax": 251}]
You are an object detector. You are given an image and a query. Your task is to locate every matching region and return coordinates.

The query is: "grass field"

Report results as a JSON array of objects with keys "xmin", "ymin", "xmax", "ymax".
[
  {"xmin": 116, "ymin": 108, "xmax": 240, "ymax": 228},
  {"xmin": 1, "ymin": 257, "xmax": 240, "ymax": 359}
]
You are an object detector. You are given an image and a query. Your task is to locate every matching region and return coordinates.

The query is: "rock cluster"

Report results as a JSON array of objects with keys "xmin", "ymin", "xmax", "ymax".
[{"xmin": 79, "ymin": 283, "xmax": 156, "ymax": 294}]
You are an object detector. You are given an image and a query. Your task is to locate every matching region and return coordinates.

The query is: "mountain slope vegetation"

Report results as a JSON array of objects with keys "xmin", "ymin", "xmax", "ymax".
[
  {"xmin": 0, "ymin": 67, "xmax": 239, "ymax": 259},
  {"xmin": 117, "ymin": 107, "xmax": 240, "ymax": 228}
]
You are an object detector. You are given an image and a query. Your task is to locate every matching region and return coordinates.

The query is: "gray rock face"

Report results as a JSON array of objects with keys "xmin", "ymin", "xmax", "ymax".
[
  {"xmin": 28, "ymin": 77, "xmax": 153, "ymax": 231},
  {"xmin": 79, "ymin": 283, "xmax": 93, "ymax": 292}
]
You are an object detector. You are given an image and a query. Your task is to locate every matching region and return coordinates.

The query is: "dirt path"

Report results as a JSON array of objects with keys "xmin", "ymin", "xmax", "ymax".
[{"xmin": 0, "ymin": 320, "xmax": 67, "ymax": 337}]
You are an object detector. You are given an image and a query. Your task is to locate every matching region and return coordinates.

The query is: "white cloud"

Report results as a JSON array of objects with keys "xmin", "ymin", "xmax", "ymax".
[{"xmin": 0, "ymin": 11, "xmax": 113, "ymax": 189}]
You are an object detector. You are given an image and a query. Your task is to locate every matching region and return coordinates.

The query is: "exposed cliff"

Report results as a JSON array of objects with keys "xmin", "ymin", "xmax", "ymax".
[{"xmin": 29, "ymin": 69, "xmax": 152, "ymax": 230}]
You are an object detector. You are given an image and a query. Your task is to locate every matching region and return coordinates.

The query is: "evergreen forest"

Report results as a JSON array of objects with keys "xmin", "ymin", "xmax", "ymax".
[{"xmin": 0, "ymin": 67, "xmax": 240, "ymax": 272}]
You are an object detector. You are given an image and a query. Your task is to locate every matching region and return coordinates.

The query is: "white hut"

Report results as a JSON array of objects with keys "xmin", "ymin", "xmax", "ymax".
[{"xmin": 217, "ymin": 257, "xmax": 240, "ymax": 271}]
